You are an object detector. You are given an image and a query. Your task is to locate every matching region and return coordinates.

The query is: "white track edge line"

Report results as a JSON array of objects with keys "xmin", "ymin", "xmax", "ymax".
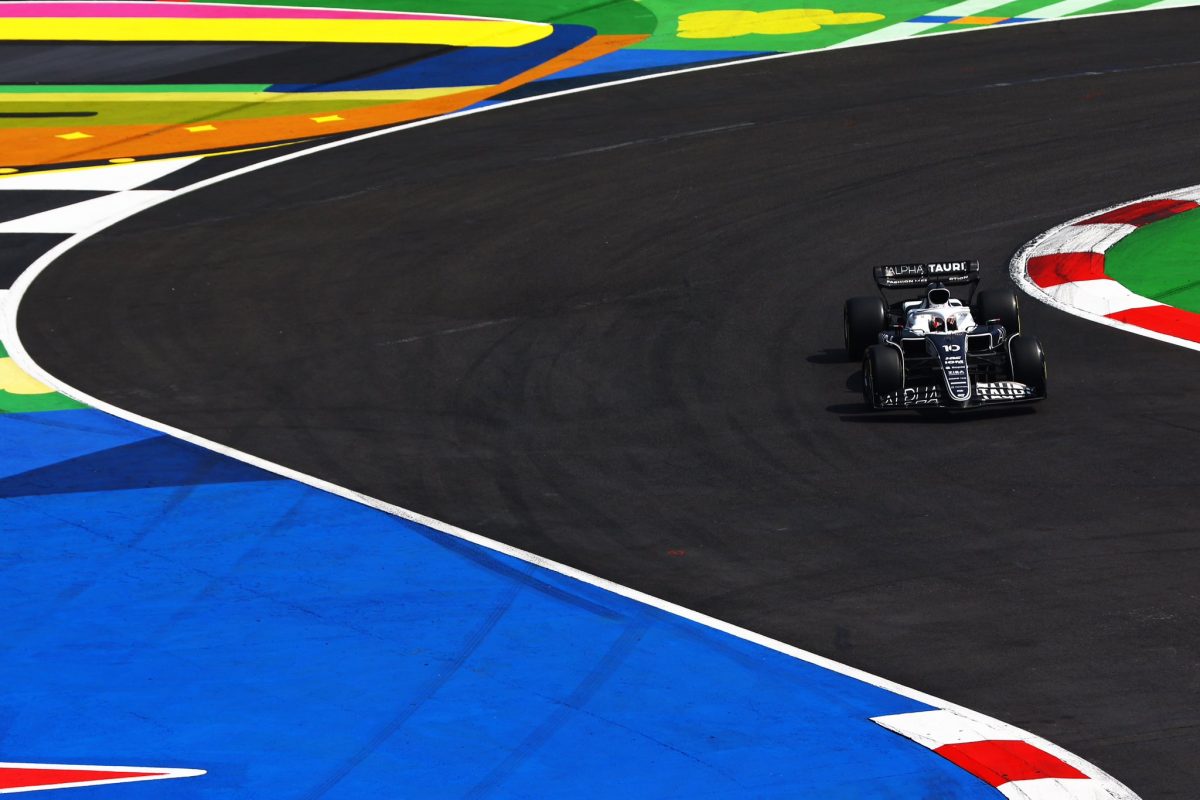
[
  {"xmin": 0, "ymin": 15, "xmax": 1156, "ymax": 798},
  {"xmin": 1010, "ymin": 184, "xmax": 1200, "ymax": 354}
]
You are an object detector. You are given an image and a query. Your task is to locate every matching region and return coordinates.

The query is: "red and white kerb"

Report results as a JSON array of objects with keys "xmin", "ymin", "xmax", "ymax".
[
  {"xmin": 1012, "ymin": 189, "xmax": 1200, "ymax": 348},
  {"xmin": 872, "ymin": 709, "xmax": 1125, "ymax": 799}
]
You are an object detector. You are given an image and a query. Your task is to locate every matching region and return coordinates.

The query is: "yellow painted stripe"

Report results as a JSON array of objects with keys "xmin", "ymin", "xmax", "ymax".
[
  {"xmin": 0, "ymin": 87, "xmax": 491, "ymax": 104},
  {"xmin": 0, "ymin": 358, "xmax": 55, "ymax": 395},
  {"xmin": 0, "ymin": 18, "xmax": 550, "ymax": 47}
]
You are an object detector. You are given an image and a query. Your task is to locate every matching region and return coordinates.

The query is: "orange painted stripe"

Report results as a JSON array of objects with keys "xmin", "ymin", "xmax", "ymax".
[{"xmin": 1, "ymin": 34, "xmax": 645, "ymax": 168}]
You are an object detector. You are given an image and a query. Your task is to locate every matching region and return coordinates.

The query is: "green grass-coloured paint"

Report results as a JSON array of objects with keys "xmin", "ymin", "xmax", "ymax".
[
  {"xmin": 1104, "ymin": 208, "xmax": 1200, "ymax": 314},
  {"xmin": 633, "ymin": 0, "xmax": 920, "ymax": 51},
  {"xmin": 0, "ymin": 390, "xmax": 88, "ymax": 414}
]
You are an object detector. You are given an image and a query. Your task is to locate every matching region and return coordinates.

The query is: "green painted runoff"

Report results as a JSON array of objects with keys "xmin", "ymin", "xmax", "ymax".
[{"xmin": 1104, "ymin": 208, "xmax": 1200, "ymax": 314}]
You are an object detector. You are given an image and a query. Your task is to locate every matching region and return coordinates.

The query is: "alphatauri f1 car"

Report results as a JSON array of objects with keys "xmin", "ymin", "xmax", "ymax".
[{"xmin": 844, "ymin": 260, "xmax": 1047, "ymax": 410}]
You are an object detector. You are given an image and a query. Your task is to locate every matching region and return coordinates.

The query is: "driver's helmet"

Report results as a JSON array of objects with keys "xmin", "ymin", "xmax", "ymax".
[
  {"xmin": 926, "ymin": 286, "xmax": 951, "ymax": 306},
  {"xmin": 928, "ymin": 316, "xmax": 945, "ymax": 332}
]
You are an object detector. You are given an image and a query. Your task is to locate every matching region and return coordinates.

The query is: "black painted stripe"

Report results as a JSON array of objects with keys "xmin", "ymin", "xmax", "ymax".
[
  {"xmin": 0, "ymin": 191, "xmax": 108, "ymax": 223},
  {"xmin": 0, "ymin": 233, "xmax": 69, "ymax": 289},
  {"xmin": 0, "ymin": 111, "xmax": 97, "ymax": 118}
]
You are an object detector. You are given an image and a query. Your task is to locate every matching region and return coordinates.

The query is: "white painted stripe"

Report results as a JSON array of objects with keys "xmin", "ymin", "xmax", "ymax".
[
  {"xmin": 872, "ymin": 708, "xmax": 1017, "ymax": 749},
  {"xmin": 0, "ymin": 190, "xmax": 173, "ymax": 234},
  {"xmin": 0, "ymin": 158, "xmax": 201, "ymax": 192},
  {"xmin": 1166, "ymin": 187, "xmax": 1200, "ymax": 202},
  {"xmin": 1043, "ymin": 278, "xmax": 1161, "ymax": 316},
  {"xmin": 826, "ymin": 22, "xmax": 934, "ymax": 47},
  {"xmin": 1023, "ymin": 0, "xmax": 1111, "ymax": 19},
  {"xmin": 1000, "ymin": 778, "xmax": 1107, "ymax": 799},
  {"xmin": 0, "ymin": 20, "xmax": 1146, "ymax": 800},
  {"xmin": 1024, "ymin": 222, "xmax": 1136, "ymax": 258}
]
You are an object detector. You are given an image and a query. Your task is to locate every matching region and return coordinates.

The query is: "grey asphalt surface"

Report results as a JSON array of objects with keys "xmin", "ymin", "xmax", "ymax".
[{"xmin": 18, "ymin": 10, "xmax": 1200, "ymax": 797}]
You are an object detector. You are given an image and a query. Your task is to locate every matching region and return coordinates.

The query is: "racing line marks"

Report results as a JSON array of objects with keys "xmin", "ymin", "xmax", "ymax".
[{"xmin": 540, "ymin": 121, "xmax": 756, "ymax": 161}]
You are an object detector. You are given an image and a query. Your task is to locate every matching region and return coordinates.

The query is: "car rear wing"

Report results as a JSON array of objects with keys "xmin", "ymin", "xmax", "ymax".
[{"xmin": 873, "ymin": 260, "xmax": 980, "ymax": 289}]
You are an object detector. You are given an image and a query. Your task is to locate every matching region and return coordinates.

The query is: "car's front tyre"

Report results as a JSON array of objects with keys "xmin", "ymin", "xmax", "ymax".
[
  {"xmin": 1009, "ymin": 334, "xmax": 1047, "ymax": 397},
  {"xmin": 976, "ymin": 288, "xmax": 1022, "ymax": 336},
  {"xmin": 845, "ymin": 296, "xmax": 887, "ymax": 361},
  {"xmin": 863, "ymin": 344, "xmax": 904, "ymax": 408}
]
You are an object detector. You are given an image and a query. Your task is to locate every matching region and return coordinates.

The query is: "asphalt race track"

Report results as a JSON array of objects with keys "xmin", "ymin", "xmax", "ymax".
[{"xmin": 19, "ymin": 10, "xmax": 1200, "ymax": 798}]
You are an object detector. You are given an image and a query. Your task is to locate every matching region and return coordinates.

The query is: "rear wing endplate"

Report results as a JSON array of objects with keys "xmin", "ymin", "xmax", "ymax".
[{"xmin": 873, "ymin": 260, "xmax": 980, "ymax": 289}]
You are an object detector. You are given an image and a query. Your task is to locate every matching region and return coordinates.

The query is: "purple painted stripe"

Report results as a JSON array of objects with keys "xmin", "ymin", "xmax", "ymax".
[{"xmin": 0, "ymin": 2, "xmax": 493, "ymax": 22}]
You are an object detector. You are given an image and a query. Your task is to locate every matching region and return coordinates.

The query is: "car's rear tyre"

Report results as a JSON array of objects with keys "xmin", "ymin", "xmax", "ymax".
[
  {"xmin": 845, "ymin": 296, "xmax": 887, "ymax": 361},
  {"xmin": 976, "ymin": 288, "xmax": 1021, "ymax": 335},
  {"xmin": 863, "ymin": 344, "xmax": 904, "ymax": 408},
  {"xmin": 1010, "ymin": 334, "xmax": 1047, "ymax": 396}
]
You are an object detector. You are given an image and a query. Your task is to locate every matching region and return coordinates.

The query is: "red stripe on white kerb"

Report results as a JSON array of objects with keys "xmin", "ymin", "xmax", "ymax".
[
  {"xmin": 1011, "ymin": 188, "xmax": 1200, "ymax": 352},
  {"xmin": 935, "ymin": 740, "xmax": 1087, "ymax": 787},
  {"xmin": 1026, "ymin": 252, "xmax": 1106, "ymax": 287},
  {"xmin": 872, "ymin": 710, "xmax": 1113, "ymax": 799},
  {"xmin": 1080, "ymin": 198, "xmax": 1198, "ymax": 227}
]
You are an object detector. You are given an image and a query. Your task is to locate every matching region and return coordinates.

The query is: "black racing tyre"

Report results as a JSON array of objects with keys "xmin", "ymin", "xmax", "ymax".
[
  {"xmin": 976, "ymin": 288, "xmax": 1021, "ymax": 335},
  {"xmin": 844, "ymin": 296, "xmax": 887, "ymax": 361},
  {"xmin": 1009, "ymin": 334, "xmax": 1047, "ymax": 396},
  {"xmin": 863, "ymin": 344, "xmax": 904, "ymax": 408}
]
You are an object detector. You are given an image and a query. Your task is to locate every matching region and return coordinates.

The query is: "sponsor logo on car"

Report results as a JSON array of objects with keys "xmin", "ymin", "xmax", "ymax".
[
  {"xmin": 976, "ymin": 381, "xmax": 1034, "ymax": 400},
  {"xmin": 879, "ymin": 385, "xmax": 941, "ymax": 407}
]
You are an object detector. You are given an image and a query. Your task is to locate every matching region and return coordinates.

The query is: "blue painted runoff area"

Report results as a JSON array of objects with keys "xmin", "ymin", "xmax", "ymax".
[
  {"xmin": 538, "ymin": 48, "xmax": 769, "ymax": 82},
  {"xmin": 1, "ymin": 408, "xmax": 1001, "ymax": 798}
]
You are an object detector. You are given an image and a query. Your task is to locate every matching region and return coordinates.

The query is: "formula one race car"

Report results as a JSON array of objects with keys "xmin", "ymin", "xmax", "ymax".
[{"xmin": 844, "ymin": 260, "xmax": 1047, "ymax": 410}]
